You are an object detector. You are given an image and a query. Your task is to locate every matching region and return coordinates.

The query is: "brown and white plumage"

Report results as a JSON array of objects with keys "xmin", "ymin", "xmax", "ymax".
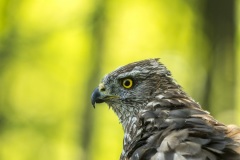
[{"xmin": 91, "ymin": 58, "xmax": 240, "ymax": 160}]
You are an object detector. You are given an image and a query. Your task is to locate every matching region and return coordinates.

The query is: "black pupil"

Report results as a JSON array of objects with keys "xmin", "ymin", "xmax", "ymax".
[{"xmin": 124, "ymin": 80, "xmax": 130, "ymax": 86}]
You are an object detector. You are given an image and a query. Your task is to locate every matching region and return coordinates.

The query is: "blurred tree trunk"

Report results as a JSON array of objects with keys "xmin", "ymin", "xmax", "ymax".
[
  {"xmin": 0, "ymin": 0, "xmax": 19, "ymax": 135},
  {"xmin": 202, "ymin": 0, "xmax": 236, "ymax": 123},
  {"xmin": 80, "ymin": 1, "xmax": 106, "ymax": 160}
]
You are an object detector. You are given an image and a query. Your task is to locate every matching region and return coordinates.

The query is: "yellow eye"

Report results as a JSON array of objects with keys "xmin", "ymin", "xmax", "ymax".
[{"xmin": 122, "ymin": 78, "xmax": 133, "ymax": 89}]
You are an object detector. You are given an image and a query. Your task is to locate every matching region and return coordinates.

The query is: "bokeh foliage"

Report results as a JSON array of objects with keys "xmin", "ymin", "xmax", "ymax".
[{"xmin": 0, "ymin": 0, "xmax": 239, "ymax": 160}]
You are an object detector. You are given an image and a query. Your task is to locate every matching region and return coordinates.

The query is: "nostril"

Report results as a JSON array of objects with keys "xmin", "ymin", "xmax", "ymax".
[
  {"xmin": 100, "ymin": 87, "xmax": 105, "ymax": 92},
  {"xmin": 99, "ymin": 83, "xmax": 106, "ymax": 92}
]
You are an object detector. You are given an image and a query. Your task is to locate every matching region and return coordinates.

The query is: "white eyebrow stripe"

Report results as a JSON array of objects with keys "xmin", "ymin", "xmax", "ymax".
[{"xmin": 117, "ymin": 70, "xmax": 141, "ymax": 79}]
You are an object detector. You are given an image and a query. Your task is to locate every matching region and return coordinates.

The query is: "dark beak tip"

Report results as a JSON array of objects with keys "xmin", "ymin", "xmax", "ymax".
[
  {"xmin": 91, "ymin": 88, "xmax": 97, "ymax": 108},
  {"xmin": 91, "ymin": 100, "xmax": 96, "ymax": 109},
  {"xmin": 91, "ymin": 87, "xmax": 104, "ymax": 108},
  {"xmin": 91, "ymin": 98, "xmax": 96, "ymax": 108}
]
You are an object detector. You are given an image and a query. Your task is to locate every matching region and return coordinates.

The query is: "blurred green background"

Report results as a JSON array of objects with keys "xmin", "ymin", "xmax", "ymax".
[{"xmin": 0, "ymin": 0, "xmax": 240, "ymax": 160}]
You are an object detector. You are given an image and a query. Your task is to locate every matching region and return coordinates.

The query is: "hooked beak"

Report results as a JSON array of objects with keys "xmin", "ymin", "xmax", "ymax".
[
  {"xmin": 91, "ymin": 83, "xmax": 119, "ymax": 108},
  {"xmin": 91, "ymin": 87, "xmax": 105, "ymax": 108}
]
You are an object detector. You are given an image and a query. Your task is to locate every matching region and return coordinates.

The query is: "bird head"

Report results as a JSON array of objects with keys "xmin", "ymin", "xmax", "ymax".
[{"xmin": 91, "ymin": 58, "xmax": 182, "ymax": 121}]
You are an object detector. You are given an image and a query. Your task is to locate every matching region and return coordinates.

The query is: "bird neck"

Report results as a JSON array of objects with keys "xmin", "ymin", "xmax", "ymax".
[
  {"xmin": 110, "ymin": 103, "xmax": 140, "ymax": 133},
  {"xmin": 122, "ymin": 115, "xmax": 139, "ymax": 149}
]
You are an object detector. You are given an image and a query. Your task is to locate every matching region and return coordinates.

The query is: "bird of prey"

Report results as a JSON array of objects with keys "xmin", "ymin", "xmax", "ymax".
[{"xmin": 91, "ymin": 58, "xmax": 240, "ymax": 160}]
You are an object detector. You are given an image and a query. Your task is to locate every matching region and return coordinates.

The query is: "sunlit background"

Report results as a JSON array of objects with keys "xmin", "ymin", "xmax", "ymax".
[{"xmin": 0, "ymin": 0, "xmax": 240, "ymax": 160}]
